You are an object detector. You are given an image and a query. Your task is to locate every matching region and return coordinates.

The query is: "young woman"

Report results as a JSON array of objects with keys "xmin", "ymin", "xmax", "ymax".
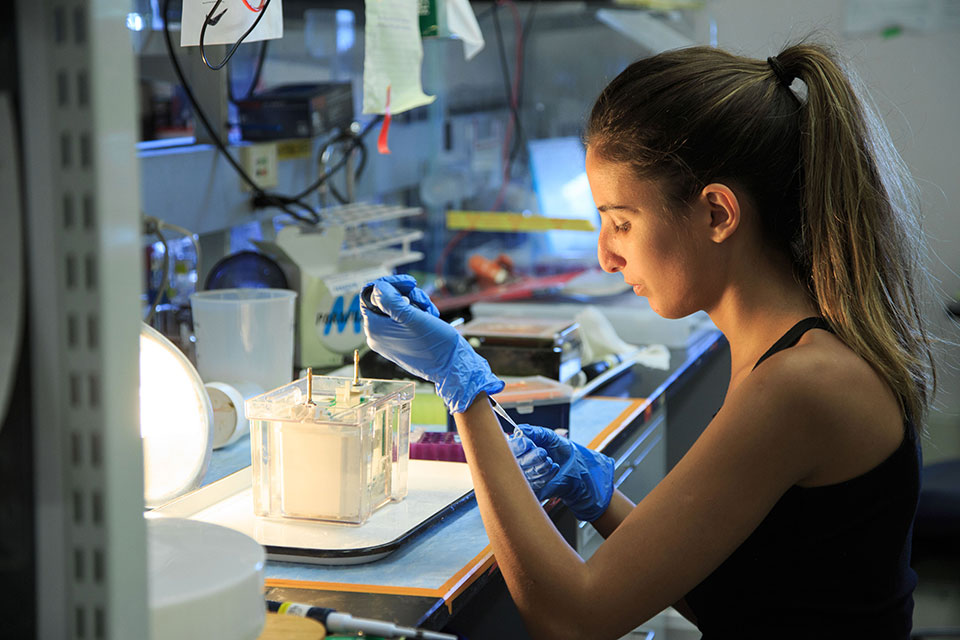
[{"xmin": 361, "ymin": 42, "xmax": 935, "ymax": 639}]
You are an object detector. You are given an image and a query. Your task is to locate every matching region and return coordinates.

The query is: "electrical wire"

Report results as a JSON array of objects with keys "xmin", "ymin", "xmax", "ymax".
[
  {"xmin": 162, "ymin": 0, "xmax": 378, "ymax": 225},
  {"xmin": 228, "ymin": 39, "xmax": 269, "ymax": 103},
  {"xmin": 510, "ymin": 0, "xmax": 539, "ymax": 165},
  {"xmin": 435, "ymin": 1, "xmax": 527, "ymax": 284},
  {"xmin": 491, "ymin": 0, "xmax": 527, "ymax": 177},
  {"xmin": 317, "ymin": 129, "xmax": 370, "ymax": 205},
  {"xmin": 199, "ymin": 0, "xmax": 273, "ymax": 71},
  {"xmin": 162, "ymin": 0, "xmax": 317, "ymax": 221},
  {"xmin": 291, "ymin": 117, "xmax": 381, "ymax": 203}
]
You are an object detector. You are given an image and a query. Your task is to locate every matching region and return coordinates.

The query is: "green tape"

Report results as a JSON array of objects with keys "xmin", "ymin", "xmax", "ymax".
[{"xmin": 881, "ymin": 25, "xmax": 902, "ymax": 39}]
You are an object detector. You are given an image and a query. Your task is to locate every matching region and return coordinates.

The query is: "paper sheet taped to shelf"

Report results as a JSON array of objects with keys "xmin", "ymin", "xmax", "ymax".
[{"xmin": 180, "ymin": 0, "xmax": 283, "ymax": 47}]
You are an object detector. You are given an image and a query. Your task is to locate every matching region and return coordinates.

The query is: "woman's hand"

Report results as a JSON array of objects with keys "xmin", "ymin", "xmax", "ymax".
[
  {"xmin": 507, "ymin": 426, "xmax": 561, "ymax": 498},
  {"xmin": 360, "ymin": 275, "xmax": 504, "ymax": 413},
  {"xmin": 517, "ymin": 424, "xmax": 615, "ymax": 523}
]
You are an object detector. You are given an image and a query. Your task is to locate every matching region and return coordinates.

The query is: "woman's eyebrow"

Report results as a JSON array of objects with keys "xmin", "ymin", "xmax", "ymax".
[{"xmin": 597, "ymin": 204, "xmax": 639, "ymax": 213}]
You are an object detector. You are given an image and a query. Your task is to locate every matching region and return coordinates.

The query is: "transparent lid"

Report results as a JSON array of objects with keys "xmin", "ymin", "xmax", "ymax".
[
  {"xmin": 245, "ymin": 375, "xmax": 415, "ymax": 424},
  {"xmin": 459, "ymin": 317, "xmax": 576, "ymax": 340},
  {"xmin": 492, "ymin": 376, "xmax": 573, "ymax": 407}
]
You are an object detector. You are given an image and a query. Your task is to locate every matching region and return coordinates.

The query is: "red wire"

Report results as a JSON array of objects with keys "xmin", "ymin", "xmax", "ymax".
[
  {"xmin": 241, "ymin": 0, "xmax": 266, "ymax": 12},
  {"xmin": 491, "ymin": 0, "xmax": 524, "ymax": 211},
  {"xmin": 435, "ymin": 0, "xmax": 526, "ymax": 284}
]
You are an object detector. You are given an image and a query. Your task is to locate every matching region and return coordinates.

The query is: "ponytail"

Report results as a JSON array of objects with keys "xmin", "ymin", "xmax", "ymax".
[
  {"xmin": 586, "ymin": 42, "xmax": 935, "ymax": 424},
  {"xmin": 777, "ymin": 43, "xmax": 935, "ymax": 423}
]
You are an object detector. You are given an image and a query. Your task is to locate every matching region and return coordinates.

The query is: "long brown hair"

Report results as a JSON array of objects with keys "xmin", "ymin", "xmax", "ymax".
[{"xmin": 585, "ymin": 43, "xmax": 935, "ymax": 424}]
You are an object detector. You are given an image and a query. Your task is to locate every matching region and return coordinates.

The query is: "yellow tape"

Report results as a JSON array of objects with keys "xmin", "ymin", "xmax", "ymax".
[{"xmin": 446, "ymin": 211, "xmax": 595, "ymax": 232}]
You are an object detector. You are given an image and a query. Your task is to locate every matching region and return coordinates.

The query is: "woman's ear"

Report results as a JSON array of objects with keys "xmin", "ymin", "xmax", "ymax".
[{"xmin": 700, "ymin": 183, "xmax": 741, "ymax": 244}]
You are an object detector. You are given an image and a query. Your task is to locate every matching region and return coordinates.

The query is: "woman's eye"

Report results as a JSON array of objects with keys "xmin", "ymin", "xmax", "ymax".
[{"xmin": 614, "ymin": 221, "xmax": 631, "ymax": 233}]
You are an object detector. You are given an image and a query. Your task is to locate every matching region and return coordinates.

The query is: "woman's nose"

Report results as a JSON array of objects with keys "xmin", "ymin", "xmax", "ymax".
[{"xmin": 597, "ymin": 232, "xmax": 624, "ymax": 273}]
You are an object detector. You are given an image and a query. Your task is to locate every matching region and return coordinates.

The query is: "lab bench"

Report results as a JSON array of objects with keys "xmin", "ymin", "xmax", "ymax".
[{"xmin": 227, "ymin": 329, "xmax": 729, "ymax": 639}]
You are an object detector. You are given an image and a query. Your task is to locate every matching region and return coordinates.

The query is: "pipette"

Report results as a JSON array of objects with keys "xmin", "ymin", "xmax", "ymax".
[
  {"xmin": 267, "ymin": 600, "xmax": 459, "ymax": 640},
  {"xmin": 361, "ymin": 283, "xmax": 516, "ymax": 437},
  {"xmin": 489, "ymin": 395, "xmax": 522, "ymax": 438}
]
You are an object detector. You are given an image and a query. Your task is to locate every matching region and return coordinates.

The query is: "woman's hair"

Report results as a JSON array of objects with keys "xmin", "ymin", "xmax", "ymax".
[{"xmin": 585, "ymin": 42, "xmax": 935, "ymax": 424}]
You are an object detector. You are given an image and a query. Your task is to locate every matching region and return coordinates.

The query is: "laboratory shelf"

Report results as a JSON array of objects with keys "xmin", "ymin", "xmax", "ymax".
[{"xmin": 319, "ymin": 203, "xmax": 423, "ymax": 227}]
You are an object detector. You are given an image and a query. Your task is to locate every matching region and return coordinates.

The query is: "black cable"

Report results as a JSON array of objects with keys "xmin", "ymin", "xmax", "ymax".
[
  {"xmin": 163, "ymin": 1, "xmax": 293, "ymax": 198},
  {"xmin": 228, "ymin": 39, "xmax": 269, "ymax": 103},
  {"xmin": 291, "ymin": 117, "xmax": 381, "ymax": 203},
  {"xmin": 199, "ymin": 0, "xmax": 272, "ymax": 71},
  {"xmin": 163, "ymin": 0, "xmax": 327, "ymax": 223},
  {"xmin": 317, "ymin": 130, "xmax": 370, "ymax": 205},
  {"xmin": 162, "ymin": 0, "xmax": 382, "ymax": 221},
  {"xmin": 491, "ymin": 3, "xmax": 526, "ymax": 180}
]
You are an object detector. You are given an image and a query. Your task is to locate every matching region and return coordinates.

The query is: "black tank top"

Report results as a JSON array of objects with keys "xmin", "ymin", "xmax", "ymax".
[{"xmin": 684, "ymin": 318, "xmax": 921, "ymax": 639}]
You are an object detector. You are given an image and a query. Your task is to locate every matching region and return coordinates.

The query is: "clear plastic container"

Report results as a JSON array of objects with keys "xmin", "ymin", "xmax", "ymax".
[
  {"xmin": 446, "ymin": 376, "xmax": 574, "ymax": 432},
  {"xmin": 190, "ymin": 288, "xmax": 297, "ymax": 393},
  {"xmin": 245, "ymin": 375, "xmax": 414, "ymax": 525}
]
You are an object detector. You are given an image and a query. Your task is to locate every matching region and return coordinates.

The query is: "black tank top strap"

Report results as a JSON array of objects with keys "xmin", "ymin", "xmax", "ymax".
[{"xmin": 752, "ymin": 317, "xmax": 832, "ymax": 371}]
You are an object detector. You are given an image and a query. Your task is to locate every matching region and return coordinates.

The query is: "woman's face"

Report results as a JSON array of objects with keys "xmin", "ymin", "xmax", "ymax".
[{"xmin": 586, "ymin": 148, "xmax": 713, "ymax": 319}]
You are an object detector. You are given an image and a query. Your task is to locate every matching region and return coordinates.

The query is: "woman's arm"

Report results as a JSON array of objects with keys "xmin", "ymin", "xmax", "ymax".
[
  {"xmin": 591, "ymin": 490, "xmax": 635, "ymax": 539},
  {"xmin": 454, "ymin": 357, "xmax": 831, "ymax": 639}
]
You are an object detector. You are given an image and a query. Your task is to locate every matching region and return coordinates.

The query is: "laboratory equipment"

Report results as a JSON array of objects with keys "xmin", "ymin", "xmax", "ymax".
[
  {"xmin": 266, "ymin": 600, "xmax": 457, "ymax": 640},
  {"xmin": 235, "ymin": 82, "xmax": 354, "ymax": 141},
  {"xmin": 246, "ymin": 365, "xmax": 415, "ymax": 525},
  {"xmin": 458, "ymin": 317, "xmax": 583, "ymax": 383},
  {"xmin": 148, "ymin": 517, "xmax": 265, "ymax": 640},
  {"xmin": 204, "ymin": 250, "xmax": 289, "ymax": 291},
  {"xmin": 140, "ymin": 323, "xmax": 214, "ymax": 507},
  {"xmin": 256, "ymin": 209, "xmax": 424, "ymax": 370},
  {"xmin": 410, "ymin": 430, "xmax": 466, "ymax": 462},
  {"xmin": 190, "ymin": 288, "xmax": 297, "ymax": 393},
  {"xmin": 204, "ymin": 380, "xmax": 263, "ymax": 449},
  {"xmin": 449, "ymin": 376, "xmax": 574, "ymax": 434}
]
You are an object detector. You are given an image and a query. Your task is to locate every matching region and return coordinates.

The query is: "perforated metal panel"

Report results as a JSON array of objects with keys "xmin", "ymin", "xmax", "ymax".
[{"xmin": 16, "ymin": 1, "xmax": 147, "ymax": 638}]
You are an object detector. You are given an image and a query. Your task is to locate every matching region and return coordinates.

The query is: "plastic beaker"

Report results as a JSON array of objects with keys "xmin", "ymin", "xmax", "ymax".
[{"xmin": 190, "ymin": 289, "xmax": 297, "ymax": 393}]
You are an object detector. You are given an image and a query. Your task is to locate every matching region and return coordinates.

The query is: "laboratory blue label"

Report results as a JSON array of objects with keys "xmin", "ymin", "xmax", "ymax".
[{"xmin": 317, "ymin": 293, "xmax": 363, "ymax": 336}]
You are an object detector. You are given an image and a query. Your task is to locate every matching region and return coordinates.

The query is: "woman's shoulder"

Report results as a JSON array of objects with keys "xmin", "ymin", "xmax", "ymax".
[{"xmin": 732, "ymin": 328, "xmax": 905, "ymax": 486}]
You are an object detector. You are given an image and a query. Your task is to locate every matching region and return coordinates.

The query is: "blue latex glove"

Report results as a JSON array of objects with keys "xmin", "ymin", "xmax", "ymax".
[
  {"xmin": 360, "ymin": 275, "xmax": 504, "ymax": 413},
  {"xmin": 517, "ymin": 424, "xmax": 614, "ymax": 522},
  {"xmin": 506, "ymin": 427, "xmax": 560, "ymax": 499}
]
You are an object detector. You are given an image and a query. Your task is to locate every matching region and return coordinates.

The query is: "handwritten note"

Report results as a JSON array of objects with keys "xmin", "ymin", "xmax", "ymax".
[{"xmin": 363, "ymin": 0, "xmax": 436, "ymax": 115}]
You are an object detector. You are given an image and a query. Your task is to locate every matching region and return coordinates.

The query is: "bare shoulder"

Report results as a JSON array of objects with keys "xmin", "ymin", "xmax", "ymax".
[{"xmin": 732, "ymin": 328, "xmax": 904, "ymax": 486}]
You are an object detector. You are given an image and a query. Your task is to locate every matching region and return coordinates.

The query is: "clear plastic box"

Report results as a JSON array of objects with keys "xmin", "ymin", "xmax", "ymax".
[
  {"xmin": 245, "ymin": 375, "xmax": 415, "ymax": 525},
  {"xmin": 446, "ymin": 376, "xmax": 574, "ymax": 432}
]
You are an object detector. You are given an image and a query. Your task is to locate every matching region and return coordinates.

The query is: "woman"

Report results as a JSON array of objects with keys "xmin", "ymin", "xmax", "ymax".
[{"xmin": 361, "ymin": 42, "xmax": 935, "ymax": 639}]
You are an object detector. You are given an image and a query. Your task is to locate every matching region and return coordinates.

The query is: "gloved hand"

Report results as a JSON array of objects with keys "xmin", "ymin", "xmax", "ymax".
[
  {"xmin": 506, "ymin": 427, "xmax": 560, "ymax": 499},
  {"xmin": 517, "ymin": 424, "xmax": 614, "ymax": 522},
  {"xmin": 360, "ymin": 275, "xmax": 504, "ymax": 414}
]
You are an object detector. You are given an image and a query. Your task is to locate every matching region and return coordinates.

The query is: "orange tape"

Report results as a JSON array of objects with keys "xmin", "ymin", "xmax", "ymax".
[
  {"xmin": 586, "ymin": 397, "xmax": 647, "ymax": 451},
  {"xmin": 438, "ymin": 545, "xmax": 497, "ymax": 612},
  {"xmin": 377, "ymin": 85, "xmax": 392, "ymax": 155},
  {"xmin": 264, "ymin": 578, "xmax": 441, "ymax": 598}
]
